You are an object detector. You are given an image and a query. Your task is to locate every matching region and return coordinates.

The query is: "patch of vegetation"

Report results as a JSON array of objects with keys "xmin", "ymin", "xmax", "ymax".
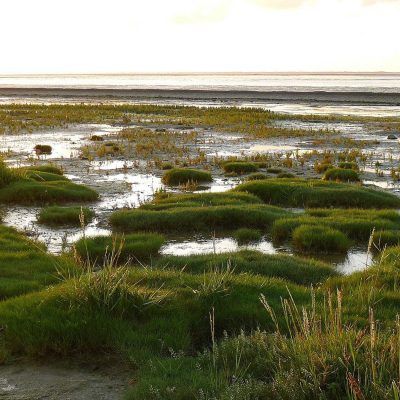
[
  {"xmin": 0, "ymin": 162, "xmax": 98, "ymax": 205},
  {"xmin": 272, "ymin": 208, "xmax": 399, "ymax": 243},
  {"xmin": 22, "ymin": 164, "xmax": 63, "ymax": 175},
  {"xmin": 277, "ymin": 172, "xmax": 296, "ymax": 178},
  {"xmin": 110, "ymin": 205, "xmax": 289, "ymax": 233},
  {"xmin": 161, "ymin": 168, "xmax": 212, "ymax": 185},
  {"xmin": 314, "ymin": 162, "xmax": 333, "ymax": 173},
  {"xmin": 338, "ymin": 161, "xmax": 359, "ymax": 170},
  {"xmin": 38, "ymin": 206, "xmax": 94, "ymax": 227},
  {"xmin": 245, "ymin": 172, "xmax": 269, "ymax": 181},
  {"xmin": 266, "ymin": 167, "xmax": 282, "ymax": 174},
  {"xmin": 34, "ymin": 144, "xmax": 52, "ymax": 155},
  {"xmin": 155, "ymin": 250, "xmax": 337, "ymax": 285},
  {"xmin": 74, "ymin": 233, "xmax": 165, "ymax": 264},
  {"xmin": 324, "ymin": 167, "xmax": 361, "ymax": 182},
  {"xmin": 372, "ymin": 230, "xmax": 400, "ymax": 252},
  {"xmin": 0, "ymin": 225, "xmax": 74, "ymax": 300},
  {"xmin": 235, "ymin": 178, "xmax": 400, "ymax": 208},
  {"xmin": 233, "ymin": 228, "xmax": 262, "ymax": 244},
  {"xmin": 292, "ymin": 224, "xmax": 351, "ymax": 253},
  {"xmin": 223, "ymin": 162, "xmax": 259, "ymax": 175}
]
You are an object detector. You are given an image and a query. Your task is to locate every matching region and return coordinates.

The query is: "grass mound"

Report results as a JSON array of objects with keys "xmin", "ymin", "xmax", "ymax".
[
  {"xmin": 223, "ymin": 162, "xmax": 259, "ymax": 175},
  {"xmin": 141, "ymin": 191, "xmax": 262, "ymax": 210},
  {"xmin": 0, "ymin": 161, "xmax": 98, "ymax": 205},
  {"xmin": 23, "ymin": 164, "xmax": 63, "ymax": 175},
  {"xmin": 155, "ymin": 250, "xmax": 337, "ymax": 285},
  {"xmin": 338, "ymin": 161, "xmax": 359, "ymax": 170},
  {"xmin": 323, "ymin": 168, "xmax": 360, "ymax": 182},
  {"xmin": 110, "ymin": 205, "xmax": 289, "ymax": 233},
  {"xmin": 161, "ymin": 168, "xmax": 212, "ymax": 185},
  {"xmin": 74, "ymin": 233, "xmax": 165, "ymax": 264},
  {"xmin": 0, "ymin": 225, "xmax": 74, "ymax": 300},
  {"xmin": 233, "ymin": 228, "xmax": 262, "ymax": 244},
  {"xmin": 0, "ymin": 160, "xmax": 16, "ymax": 188},
  {"xmin": 234, "ymin": 178, "xmax": 400, "ymax": 208},
  {"xmin": 292, "ymin": 225, "xmax": 351, "ymax": 253},
  {"xmin": 272, "ymin": 209, "xmax": 399, "ymax": 243},
  {"xmin": 38, "ymin": 206, "xmax": 94, "ymax": 227},
  {"xmin": 246, "ymin": 172, "xmax": 269, "ymax": 181}
]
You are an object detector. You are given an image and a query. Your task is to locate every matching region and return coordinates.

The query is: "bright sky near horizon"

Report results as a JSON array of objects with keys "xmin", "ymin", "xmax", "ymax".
[{"xmin": 1, "ymin": 0, "xmax": 399, "ymax": 73}]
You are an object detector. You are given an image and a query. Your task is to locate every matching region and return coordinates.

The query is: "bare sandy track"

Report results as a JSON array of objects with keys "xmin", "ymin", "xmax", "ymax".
[
  {"xmin": 0, "ymin": 87, "xmax": 400, "ymax": 105},
  {"xmin": 0, "ymin": 362, "xmax": 130, "ymax": 399}
]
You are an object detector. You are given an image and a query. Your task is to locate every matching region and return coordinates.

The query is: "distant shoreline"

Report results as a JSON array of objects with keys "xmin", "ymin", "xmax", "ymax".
[{"xmin": 0, "ymin": 87, "xmax": 400, "ymax": 105}]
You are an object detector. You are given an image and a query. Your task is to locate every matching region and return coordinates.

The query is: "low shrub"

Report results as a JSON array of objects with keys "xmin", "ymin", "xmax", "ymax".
[
  {"xmin": 74, "ymin": 233, "xmax": 165, "ymax": 264},
  {"xmin": 223, "ymin": 162, "xmax": 259, "ymax": 175},
  {"xmin": 38, "ymin": 206, "xmax": 94, "ymax": 226},
  {"xmin": 292, "ymin": 224, "xmax": 351, "ymax": 253},
  {"xmin": 233, "ymin": 228, "xmax": 262, "ymax": 244},
  {"xmin": 324, "ymin": 168, "xmax": 360, "ymax": 182},
  {"xmin": 162, "ymin": 168, "xmax": 212, "ymax": 185}
]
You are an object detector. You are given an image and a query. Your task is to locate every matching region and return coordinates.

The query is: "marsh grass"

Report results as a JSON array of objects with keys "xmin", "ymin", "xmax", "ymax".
[
  {"xmin": 38, "ymin": 206, "xmax": 94, "ymax": 227},
  {"xmin": 110, "ymin": 205, "xmax": 289, "ymax": 233},
  {"xmin": 233, "ymin": 228, "xmax": 262, "ymax": 244},
  {"xmin": 324, "ymin": 167, "xmax": 361, "ymax": 182},
  {"xmin": 223, "ymin": 162, "xmax": 259, "ymax": 175},
  {"xmin": 74, "ymin": 233, "xmax": 165, "ymax": 265},
  {"xmin": 292, "ymin": 224, "xmax": 351, "ymax": 253},
  {"xmin": 235, "ymin": 178, "xmax": 400, "ymax": 208},
  {"xmin": 162, "ymin": 168, "xmax": 212, "ymax": 186}
]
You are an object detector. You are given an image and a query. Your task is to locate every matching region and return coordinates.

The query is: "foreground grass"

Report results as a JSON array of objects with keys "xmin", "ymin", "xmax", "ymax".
[{"xmin": 0, "ymin": 226, "xmax": 74, "ymax": 300}]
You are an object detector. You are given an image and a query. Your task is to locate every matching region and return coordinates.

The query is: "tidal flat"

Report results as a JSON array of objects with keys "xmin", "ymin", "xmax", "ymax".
[{"xmin": 2, "ymin": 103, "xmax": 400, "ymax": 398}]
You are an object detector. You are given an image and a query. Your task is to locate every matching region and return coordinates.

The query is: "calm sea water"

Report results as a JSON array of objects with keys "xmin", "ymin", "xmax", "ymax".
[{"xmin": 1, "ymin": 73, "xmax": 400, "ymax": 93}]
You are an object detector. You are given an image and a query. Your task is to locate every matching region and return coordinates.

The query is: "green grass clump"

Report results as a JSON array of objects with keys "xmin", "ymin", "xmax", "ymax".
[
  {"xmin": 0, "ymin": 180, "xmax": 99, "ymax": 205},
  {"xmin": 161, "ymin": 168, "xmax": 212, "ymax": 185},
  {"xmin": 38, "ymin": 206, "xmax": 94, "ymax": 227},
  {"xmin": 110, "ymin": 205, "xmax": 289, "ymax": 233},
  {"xmin": 23, "ymin": 164, "xmax": 63, "ymax": 175},
  {"xmin": 0, "ymin": 160, "xmax": 16, "ymax": 188},
  {"xmin": 155, "ymin": 250, "xmax": 337, "ymax": 285},
  {"xmin": 23, "ymin": 170, "xmax": 69, "ymax": 182},
  {"xmin": 233, "ymin": 228, "xmax": 262, "ymax": 244},
  {"xmin": 74, "ymin": 233, "xmax": 165, "ymax": 264},
  {"xmin": 314, "ymin": 162, "xmax": 333, "ymax": 173},
  {"xmin": 0, "ymin": 225, "xmax": 74, "ymax": 300},
  {"xmin": 235, "ymin": 178, "xmax": 400, "ymax": 208},
  {"xmin": 141, "ymin": 191, "xmax": 262, "ymax": 210},
  {"xmin": 223, "ymin": 162, "xmax": 259, "ymax": 175},
  {"xmin": 246, "ymin": 172, "xmax": 269, "ymax": 181},
  {"xmin": 34, "ymin": 144, "xmax": 52, "ymax": 154},
  {"xmin": 266, "ymin": 167, "xmax": 282, "ymax": 174},
  {"xmin": 324, "ymin": 168, "xmax": 361, "ymax": 182},
  {"xmin": 338, "ymin": 161, "xmax": 359, "ymax": 170},
  {"xmin": 292, "ymin": 225, "xmax": 351, "ymax": 254},
  {"xmin": 372, "ymin": 230, "xmax": 400, "ymax": 252},
  {"xmin": 277, "ymin": 172, "xmax": 296, "ymax": 178},
  {"xmin": 272, "ymin": 209, "xmax": 399, "ymax": 243}
]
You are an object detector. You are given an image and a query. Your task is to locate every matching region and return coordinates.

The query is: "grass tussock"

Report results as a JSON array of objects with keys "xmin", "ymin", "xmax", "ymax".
[
  {"xmin": 110, "ymin": 205, "xmax": 289, "ymax": 233},
  {"xmin": 161, "ymin": 168, "xmax": 212, "ymax": 186},
  {"xmin": 233, "ymin": 228, "xmax": 262, "ymax": 244},
  {"xmin": 74, "ymin": 233, "xmax": 165, "ymax": 264},
  {"xmin": 235, "ymin": 178, "xmax": 400, "ymax": 208},
  {"xmin": 292, "ymin": 224, "xmax": 351, "ymax": 253},
  {"xmin": 223, "ymin": 162, "xmax": 259, "ymax": 175},
  {"xmin": 38, "ymin": 206, "xmax": 94, "ymax": 227},
  {"xmin": 324, "ymin": 167, "xmax": 361, "ymax": 182}
]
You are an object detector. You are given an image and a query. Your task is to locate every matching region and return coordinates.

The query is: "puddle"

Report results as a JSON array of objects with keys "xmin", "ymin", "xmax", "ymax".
[{"xmin": 160, "ymin": 236, "xmax": 371, "ymax": 274}]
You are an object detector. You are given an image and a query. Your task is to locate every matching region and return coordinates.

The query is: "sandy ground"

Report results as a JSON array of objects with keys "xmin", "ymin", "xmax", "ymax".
[{"xmin": 0, "ymin": 361, "xmax": 130, "ymax": 399}]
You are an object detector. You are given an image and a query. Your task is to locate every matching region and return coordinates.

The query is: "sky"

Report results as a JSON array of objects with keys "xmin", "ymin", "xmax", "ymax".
[{"xmin": 1, "ymin": 0, "xmax": 399, "ymax": 73}]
